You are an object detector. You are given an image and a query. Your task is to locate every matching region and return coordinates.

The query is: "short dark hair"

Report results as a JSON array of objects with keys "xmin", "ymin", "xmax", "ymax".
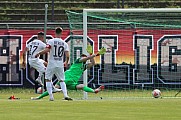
[
  {"xmin": 55, "ymin": 27, "xmax": 63, "ymax": 34},
  {"xmin": 81, "ymin": 54, "xmax": 87, "ymax": 57},
  {"xmin": 37, "ymin": 31, "xmax": 44, "ymax": 36}
]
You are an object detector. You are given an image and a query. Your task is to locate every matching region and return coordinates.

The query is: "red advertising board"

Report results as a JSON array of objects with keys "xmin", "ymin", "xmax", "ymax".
[{"xmin": 0, "ymin": 29, "xmax": 181, "ymax": 86}]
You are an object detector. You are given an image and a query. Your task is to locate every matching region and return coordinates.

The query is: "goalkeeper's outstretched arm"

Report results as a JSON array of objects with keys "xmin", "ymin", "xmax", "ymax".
[
  {"xmin": 80, "ymin": 54, "xmax": 97, "ymax": 63},
  {"xmin": 80, "ymin": 45, "xmax": 106, "ymax": 68}
]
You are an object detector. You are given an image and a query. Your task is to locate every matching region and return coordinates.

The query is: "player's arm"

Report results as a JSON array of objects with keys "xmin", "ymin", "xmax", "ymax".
[
  {"xmin": 64, "ymin": 51, "xmax": 70, "ymax": 67},
  {"xmin": 36, "ymin": 48, "xmax": 50, "ymax": 57},
  {"xmin": 80, "ymin": 54, "xmax": 97, "ymax": 63},
  {"xmin": 22, "ymin": 47, "xmax": 29, "ymax": 68},
  {"xmin": 64, "ymin": 42, "xmax": 70, "ymax": 67},
  {"xmin": 86, "ymin": 56, "xmax": 95, "ymax": 69},
  {"xmin": 80, "ymin": 46, "xmax": 106, "ymax": 62},
  {"xmin": 35, "ymin": 44, "xmax": 50, "ymax": 57}
]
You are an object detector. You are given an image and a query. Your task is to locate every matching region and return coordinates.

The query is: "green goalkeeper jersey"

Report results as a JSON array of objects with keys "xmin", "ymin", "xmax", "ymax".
[{"xmin": 65, "ymin": 58, "xmax": 87, "ymax": 82}]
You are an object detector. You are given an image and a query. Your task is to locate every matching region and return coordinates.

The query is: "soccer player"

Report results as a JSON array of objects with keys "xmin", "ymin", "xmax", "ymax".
[
  {"xmin": 35, "ymin": 27, "xmax": 72, "ymax": 101},
  {"xmin": 22, "ymin": 31, "xmax": 47, "ymax": 86},
  {"xmin": 31, "ymin": 45, "xmax": 106, "ymax": 100}
]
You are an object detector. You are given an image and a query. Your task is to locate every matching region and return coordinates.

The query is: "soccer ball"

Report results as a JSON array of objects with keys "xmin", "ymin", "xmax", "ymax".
[
  {"xmin": 152, "ymin": 89, "xmax": 161, "ymax": 98},
  {"xmin": 37, "ymin": 87, "xmax": 43, "ymax": 94}
]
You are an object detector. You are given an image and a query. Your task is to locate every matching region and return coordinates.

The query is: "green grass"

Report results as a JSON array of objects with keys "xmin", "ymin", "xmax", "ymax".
[{"xmin": 0, "ymin": 88, "xmax": 181, "ymax": 120}]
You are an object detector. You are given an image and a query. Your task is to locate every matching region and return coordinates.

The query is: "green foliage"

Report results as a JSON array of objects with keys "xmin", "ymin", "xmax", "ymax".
[
  {"xmin": 0, "ymin": 16, "xmax": 11, "ymax": 20},
  {"xmin": 0, "ymin": 0, "xmax": 181, "ymax": 22}
]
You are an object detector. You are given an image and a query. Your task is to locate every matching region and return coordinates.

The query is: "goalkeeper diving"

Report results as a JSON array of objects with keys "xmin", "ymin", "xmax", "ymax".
[{"xmin": 31, "ymin": 45, "xmax": 106, "ymax": 100}]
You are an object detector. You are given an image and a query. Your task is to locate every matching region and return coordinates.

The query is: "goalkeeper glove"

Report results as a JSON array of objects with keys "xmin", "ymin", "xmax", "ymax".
[
  {"xmin": 96, "ymin": 47, "xmax": 106, "ymax": 56},
  {"xmin": 86, "ymin": 45, "xmax": 93, "ymax": 55}
]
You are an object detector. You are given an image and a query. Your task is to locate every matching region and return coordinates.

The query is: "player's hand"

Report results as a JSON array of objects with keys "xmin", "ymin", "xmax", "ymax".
[
  {"xmin": 22, "ymin": 61, "xmax": 26, "ymax": 69},
  {"xmin": 64, "ymin": 62, "xmax": 68, "ymax": 68},
  {"xmin": 96, "ymin": 47, "xmax": 106, "ymax": 56},
  {"xmin": 86, "ymin": 45, "xmax": 93, "ymax": 55},
  {"xmin": 35, "ymin": 53, "xmax": 40, "ymax": 58}
]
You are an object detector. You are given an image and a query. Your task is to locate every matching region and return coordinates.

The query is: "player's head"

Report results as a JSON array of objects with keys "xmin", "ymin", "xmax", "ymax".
[
  {"xmin": 80, "ymin": 54, "xmax": 88, "ymax": 64},
  {"xmin": 37, "ymin": 31, "xmax": 44, "ymax": 41},
  {"xmin": 81, "ymin": 54, "xmax": 87, "ymax": 57},
  {"xmin": 55, "ymin": 27, "xmax": 63, "ymax": 37}
]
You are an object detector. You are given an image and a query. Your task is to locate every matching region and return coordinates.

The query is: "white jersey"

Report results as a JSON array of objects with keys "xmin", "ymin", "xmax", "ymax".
[
  {"xmin": 26, "ymin": 39, "xmax": 46, "ymax": 61},
  {"xmin": 46, "ymin": 38, "xmax": 69, "ymax": 67}
]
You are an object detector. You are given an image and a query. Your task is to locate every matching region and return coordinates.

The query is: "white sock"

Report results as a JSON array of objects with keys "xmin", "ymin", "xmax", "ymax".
[
  {"xmin": 37, "ymin": 72, "xmax": 43, "ymax": 80},
  {"xmin": 51, "ymin": 82, "xmax": 55, "ymax": 89},
  {"xmin": 60, "ymin": 82, "xmax": 68, "ymax": 98},
  {"xmin": 46, "ymin": 82, "xmax": 54, "ymax": 100}
]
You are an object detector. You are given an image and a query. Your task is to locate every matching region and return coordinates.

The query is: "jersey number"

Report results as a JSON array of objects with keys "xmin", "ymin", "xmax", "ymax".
[
  {"xmin": 29, "ymin": 45, "xmax": 38, "ymax": 55},
  {"xmin": 53, "ymin": 45, "xmax": 64, "ymax": 57}
]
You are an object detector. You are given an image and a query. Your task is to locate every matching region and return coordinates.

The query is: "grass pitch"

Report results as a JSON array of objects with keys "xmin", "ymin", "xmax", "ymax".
[{"xmin": 0, "ymin": 88, "xmax": 181, "ymax": 120}]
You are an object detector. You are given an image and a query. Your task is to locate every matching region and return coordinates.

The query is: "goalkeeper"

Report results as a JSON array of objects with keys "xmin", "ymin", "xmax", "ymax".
[{"xmin": 31, "ymin": 45, "xmax": 106, "ymax": 100}]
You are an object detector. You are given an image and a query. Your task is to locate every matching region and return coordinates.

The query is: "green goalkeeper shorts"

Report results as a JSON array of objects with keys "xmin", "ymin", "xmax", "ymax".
[{"xmin": 56, "ymin": 79, "xmax": 79, "ymax": 90}]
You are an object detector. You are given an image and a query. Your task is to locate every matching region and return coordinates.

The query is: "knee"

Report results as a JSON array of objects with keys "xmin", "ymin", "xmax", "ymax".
[
  {"xmin": 76, "ymin": 84, "xmax": 84, "ymax": 89},
  {"xmin": 58, "ymin": 80, "xmax": 64, "ymax": 82},
  {"xmin": 45, "ymin": 79, "xmax": 51, "ymax": 82},
  {"xmin": 55, "ymin": 84, "xmax": 60, "ymax": 88},
  {"xmin": 38, "ymin": 69, "xmax": 46, "ymax": 74}
]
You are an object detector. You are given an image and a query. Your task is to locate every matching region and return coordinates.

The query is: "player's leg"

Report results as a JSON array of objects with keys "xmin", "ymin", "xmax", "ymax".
[
  {"xmin": 31, "ymin": 91, "xmax": 49, "ymax": 100},
  {"xmin": 76, "ymin": 84, "xmax": 104, "ymax": 93},
  {"xmin": 57, "ymin": 80, "xmax": 104, "ymax": 94},
  {"xmin": 34, "ymin": 59, "xmax": 46, "ymax": 86},
  {"xmin": 76, "ymin": 84, "xmax": 94, "ymax": 93},
  {"xmin": 31, "ymin": 85, "xmax": 61, "ymax": 100},
  {"xmin": 94, "ymin": 85, "xmax": 105, "ymax": 93},
  {"xmin": 45, "ymin": 66, "xmax": 54, "ymax": 101},
  {"xmin": 46, "ymin": 80, "xmax": 54, "ymax": 101},
  {"xmin": 50, "ymin": 80, "xmax": 62, "ymax": 92},
  {"xmin": 55, "ymin": 67, "xmax": 72, "ymax": 100},
  {"xmin": 29, "ymin": 60, "xmax": 42, "ymax": 85},
  {"xmin": 29, "ymin": 59, "xmax": 45, "ymax": 86}
]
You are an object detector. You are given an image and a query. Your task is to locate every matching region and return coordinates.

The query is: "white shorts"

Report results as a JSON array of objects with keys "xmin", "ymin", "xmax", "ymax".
[
  {"xmin": 29, "ymin": 58, "xmax": 46, "ymax": 73},
  {"xmin": 45, "ymin": 66, "xmax": 64, "ymax": 81}
]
